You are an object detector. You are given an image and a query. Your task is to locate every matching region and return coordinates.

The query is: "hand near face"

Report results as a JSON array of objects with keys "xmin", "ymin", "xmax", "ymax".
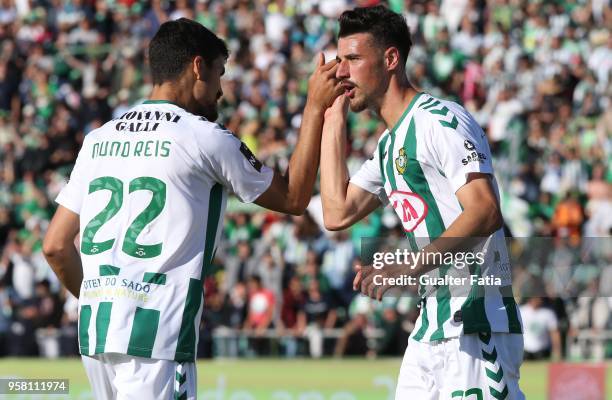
[{"xmin": 306, "ymin": 53, "xmax": 343, "ymax": 110}]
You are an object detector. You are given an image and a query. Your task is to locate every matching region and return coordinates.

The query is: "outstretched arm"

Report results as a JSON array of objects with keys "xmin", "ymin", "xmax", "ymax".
[
  {"xmin": 320, "ymin": 94, "xmax": 380, "ymax": 230},
  {"xmin": 255, "ymin": 54, "xmax": 342, "ymax": 215}
]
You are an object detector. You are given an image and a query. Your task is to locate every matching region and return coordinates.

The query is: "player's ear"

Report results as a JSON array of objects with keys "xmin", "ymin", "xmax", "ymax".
[
  {"xmin": 192, "ymin": 56, "xmax": 204, "ymax": 81},
  {"xmin": 384, "ymin": 47, "xmax": 400, "ymax": 72}
]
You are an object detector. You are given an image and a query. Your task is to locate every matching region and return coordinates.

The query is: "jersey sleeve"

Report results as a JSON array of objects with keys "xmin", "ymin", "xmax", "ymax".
[
  {"xmin": 55, "ymin": 139, "xmax": 90, "ymax": 214},
  {"xmin": 200, "ymin": 125, "xmax": 274, "ymax": 203},
  {"xmin": 427, "ymin": 105, "xmax": 494, "ymax": 193},
  {"xmin": 349, "ymin": 149, "xmax": 388, "ymax": 205}
]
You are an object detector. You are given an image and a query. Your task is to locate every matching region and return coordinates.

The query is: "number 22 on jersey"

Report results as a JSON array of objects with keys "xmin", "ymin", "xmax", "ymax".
[{"xmin": 80, "ymin": 176, "xmax": 166, "ymax": 259}]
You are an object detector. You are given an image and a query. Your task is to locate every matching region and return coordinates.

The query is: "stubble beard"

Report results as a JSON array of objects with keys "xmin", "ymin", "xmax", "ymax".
[{"xmin": 349, "ymin": 93, "xmax": 368, "ymax": 113}]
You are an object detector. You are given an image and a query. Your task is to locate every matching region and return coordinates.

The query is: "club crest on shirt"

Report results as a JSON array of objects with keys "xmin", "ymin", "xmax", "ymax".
[
  {"xmin": 388, "ymin": 190, "xmax": 428, "ymax": 232},
  {"xmin": 395, "ymin": 148, "xmax": 407, "ymax": 174}
]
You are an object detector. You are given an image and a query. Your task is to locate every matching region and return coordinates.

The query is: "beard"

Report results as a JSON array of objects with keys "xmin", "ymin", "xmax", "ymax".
[
  {"xmin": 348, "ymin": 80, "xmax": 386, "ymax": 114},
  {"xmin": 349, "ymin": 97, "xmax": 368, "ymax": 113},
  {"xmin": 348, "ymin": 91, "xmax": 369, "ymax": 113}
]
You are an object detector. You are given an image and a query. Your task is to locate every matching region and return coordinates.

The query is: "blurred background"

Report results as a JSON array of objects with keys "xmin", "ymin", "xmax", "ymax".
[{"xmin": 0, "ymin": 0, "xmax": 610, "ymax": 398}]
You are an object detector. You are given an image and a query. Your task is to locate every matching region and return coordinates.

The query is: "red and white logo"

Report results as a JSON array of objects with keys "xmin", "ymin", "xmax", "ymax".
[{"xmin": 388, "ymin": 190, "xmax": 428, "ymax": 232}]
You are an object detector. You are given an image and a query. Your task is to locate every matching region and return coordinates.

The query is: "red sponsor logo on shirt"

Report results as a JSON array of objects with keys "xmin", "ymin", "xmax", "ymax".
[{"xmin": 389, "ymin": 190, "xmax": 428, "ymax": 232}]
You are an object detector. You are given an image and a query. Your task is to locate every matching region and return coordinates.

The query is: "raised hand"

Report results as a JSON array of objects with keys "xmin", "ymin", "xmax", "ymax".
[{"xmin": 306, "ymin": 53, "xmax": 343, "ymax": 111}]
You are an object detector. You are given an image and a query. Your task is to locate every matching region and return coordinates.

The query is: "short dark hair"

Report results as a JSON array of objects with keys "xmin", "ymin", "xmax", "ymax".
[
  {"xmin": 338, "ymin": 5, "xmax": 412, "ymax": 66},
  {"xmin": 148, "ymin": 18, "xmax": 229, "ymax": 85}
]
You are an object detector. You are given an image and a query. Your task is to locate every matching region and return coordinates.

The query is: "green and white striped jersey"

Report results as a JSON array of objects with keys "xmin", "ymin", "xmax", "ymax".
[
  {"xmin": 350, "ymin": 93, "xmax": 522, "ymax": 342},
  {"xmin": 56, "ymin": 100, "xmax": 273, "ymax": 361}
]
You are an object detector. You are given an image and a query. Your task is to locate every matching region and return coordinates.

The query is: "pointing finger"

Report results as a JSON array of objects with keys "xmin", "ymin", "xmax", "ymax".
[
  {"xmin": 318, "ymin": 52, "xmax": 325, "ymax": 67},
  {"xmin": 320, "ymin": 58, "xmax": 339, "ymax": 72}
]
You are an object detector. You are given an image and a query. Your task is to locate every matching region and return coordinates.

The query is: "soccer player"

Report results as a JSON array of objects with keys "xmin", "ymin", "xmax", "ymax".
[
  {"xmin": 320, "ymin": 6, "xmax": 524, "ymax": 399},
  {"xmin": 42, "ymin": 18, "xmax": 340, "ymax": 399}
]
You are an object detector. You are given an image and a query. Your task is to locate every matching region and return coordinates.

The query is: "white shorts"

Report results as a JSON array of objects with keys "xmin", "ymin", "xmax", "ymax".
[
  {"xmin": 82, "ymin": 353, "xmax": 197, "ymax": 400},
  {"xmin": 395, "ymin": 333, "xmax": 525, "ymax": 400}
]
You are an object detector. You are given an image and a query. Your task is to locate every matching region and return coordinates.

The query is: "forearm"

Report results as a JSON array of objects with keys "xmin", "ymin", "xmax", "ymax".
[
  {"xmin": 45, "ymin": 246, "xmax": 83, "ymax": 298},
  {"xmin": 418, "ymin": 208, "xmax": 502, "ymax": 273},
  {"xmin": 320, "ymin": 116, "xmax": 350, "ymax": 223},
  {"xmin": 285, "ymin": 101, "xmax": 326, "ymax": 211}
]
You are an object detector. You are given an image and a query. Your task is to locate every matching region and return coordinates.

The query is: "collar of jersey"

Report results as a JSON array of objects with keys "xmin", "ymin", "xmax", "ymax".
[
  {"xmin": 389, "ymin": 92, "xmax": 424, "ymax": 135},
  {"xmin": 142, "ymin": 99, "xmax": 182, "ymax": 108}
]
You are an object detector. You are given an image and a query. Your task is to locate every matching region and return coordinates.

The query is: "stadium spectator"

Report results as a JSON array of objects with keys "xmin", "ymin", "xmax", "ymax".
[
  {"xmin": 278, "ymin": 275, "xmax": 306, "ymax": 357},
  {"xmin": 223, "ymin": 240, "xmax": 258, "ymax": 292},
  {"xmin": 320, "ymin": 230, "xmax": 354, "ymax": 308},
  {"xmin": 33, "ymin": 279, "xmax": 62, "ymax": 358},
  {"xmin": 298, "ymin": 278, "xmax": 336, "ymax": 358},
  {"xmin": 567, "ymin": 278, "xmax": 611, "ymax": 361},
  {"xmin": 245, "ymin": 275, "xmax": 275, "ymax": 354},
  {"xmin": 0, "ymin": 279, "xmax": 15, "ymax": 356},
  {"xmin": 520, "ymin": 297, "xmax": 562, "ymax": 360}
]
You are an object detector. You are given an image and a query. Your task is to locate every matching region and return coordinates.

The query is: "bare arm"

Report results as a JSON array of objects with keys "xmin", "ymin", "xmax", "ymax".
[
  {"xmin": 254, "ymin": 101, "xmax": 325, "ymax": 215},
  {"xmin": 42, "ymin": 206, "xmax": 83, "ymax": 298},
  {"xmin": 418, "ymin": 173, "xmax": 503, "ymax": 269},
  {"xmin": 255, "ymin": 54, "xmax": 341, "ymax": 215},
  {"xmin": 320, "ymin": 94, "xmax": 381, "ymax": 230}
]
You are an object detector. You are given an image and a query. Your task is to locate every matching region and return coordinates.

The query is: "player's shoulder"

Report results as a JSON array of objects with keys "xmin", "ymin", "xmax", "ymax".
[
  {"xmin": 188, "ymin": 115, "xmax": 232, "ymax": 137},
  {"xmin": 188, "ymin": 115, "xmax": 241, "ymax": 149},
  {"xmin": 412, "ymin": 93, "xmax": 466, "ymax": 126},
  {"xmin": 413, "ymin": 93, "xmax": 482, "ymax": 138}
]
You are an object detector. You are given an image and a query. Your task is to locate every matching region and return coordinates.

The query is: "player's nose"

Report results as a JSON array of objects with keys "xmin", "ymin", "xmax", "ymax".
[{"xmin": 336, "ymin": 59, "xmax": 349, "ymax": 80}]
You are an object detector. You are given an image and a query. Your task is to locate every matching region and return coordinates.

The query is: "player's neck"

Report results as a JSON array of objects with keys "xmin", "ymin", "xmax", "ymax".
[
  {"xmin": 378, "ymin": 80, "xmax": 419, "ymax": 132},
  {"xmin": 149, "ymin": 82, "xmax": 190, "ymax": 110}
]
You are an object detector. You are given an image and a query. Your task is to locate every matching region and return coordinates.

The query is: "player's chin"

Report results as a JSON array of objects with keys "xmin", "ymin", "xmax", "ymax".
[{"xmin": 348, "ymin": 98, "xmax": 367, "ymax": 113}]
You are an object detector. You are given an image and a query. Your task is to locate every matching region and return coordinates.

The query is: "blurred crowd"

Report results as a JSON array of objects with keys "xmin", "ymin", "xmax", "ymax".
[{"xmin": 0, "ymin": 0, "xmax": 610, "ymax": 360}]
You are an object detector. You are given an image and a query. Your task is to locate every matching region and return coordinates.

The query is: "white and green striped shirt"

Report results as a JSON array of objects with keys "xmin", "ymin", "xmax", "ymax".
[
  {"xmin": 56, "ymin": 101, "xmax": 273, "ymax": 361},
  {"xmin": 350, "ymin": 93, "xmax": 522, "ymax": 342}
]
